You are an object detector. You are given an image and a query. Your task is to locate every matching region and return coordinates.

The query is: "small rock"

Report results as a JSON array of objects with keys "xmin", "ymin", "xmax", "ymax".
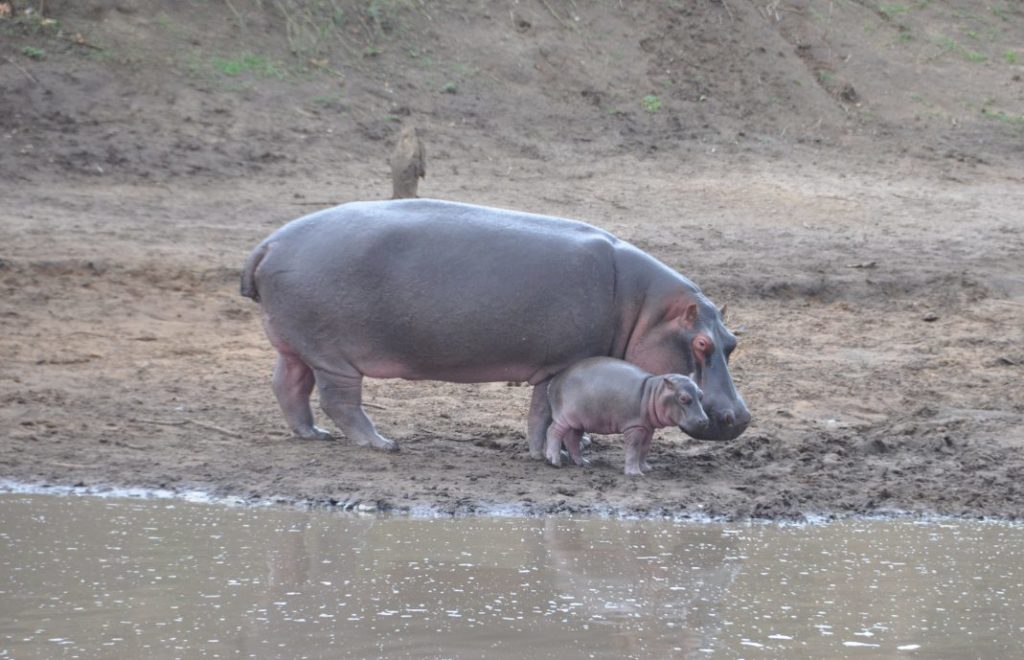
[{"xmin": 355, "ymin": 501, "xmax": 378, "ymax": 514}]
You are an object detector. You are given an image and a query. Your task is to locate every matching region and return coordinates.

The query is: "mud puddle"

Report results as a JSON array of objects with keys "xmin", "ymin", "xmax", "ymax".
[{"xmin": 1, "ymin": 494, "xmax": 1023, "ymax": 659}]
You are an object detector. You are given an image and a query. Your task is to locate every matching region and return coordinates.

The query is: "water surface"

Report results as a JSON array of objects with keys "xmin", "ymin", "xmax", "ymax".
[{"xmin": 1, "ymin": 494, "xmax": 1022, "ymax": 658}]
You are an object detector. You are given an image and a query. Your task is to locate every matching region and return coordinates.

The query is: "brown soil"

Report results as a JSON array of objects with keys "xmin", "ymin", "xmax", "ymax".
[{"xmin": 2, "ymin": 1, "xmax": 1022, "ymax": 519}]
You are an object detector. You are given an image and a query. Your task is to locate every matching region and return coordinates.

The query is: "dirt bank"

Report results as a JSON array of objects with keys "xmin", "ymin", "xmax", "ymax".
[{"xmin": 1, "ymin": 1, "xmax": 1022, "ymax": 519}]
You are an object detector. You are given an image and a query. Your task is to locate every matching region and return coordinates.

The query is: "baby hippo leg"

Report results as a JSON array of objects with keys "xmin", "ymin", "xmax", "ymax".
[
  {"xmin": 562, "ymin": 428, "xmax": 587, "ymax": 466},
  {"xmin": 545, "ymin": 420, "xmax": 572, "ymax": 467},
  {"xmin": 546, "ymin": 422, "xmax": 587, "ymax": 468},
  {"xmin": 639, "ymin": 432, "xmax": 654, "ymax": 473},
  {"xmin": 623, "ymin": 427, "xmax": 652, "ymax": 476}
]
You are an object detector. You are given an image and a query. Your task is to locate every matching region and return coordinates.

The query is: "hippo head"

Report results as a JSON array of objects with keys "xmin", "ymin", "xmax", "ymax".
[
  {"xmin": 627, "ymin": 292, "xmax": 751, "ymax": 441},
  {"xmin": 660, "ymin": 375, "xmax": 710, "ymax": 436}
]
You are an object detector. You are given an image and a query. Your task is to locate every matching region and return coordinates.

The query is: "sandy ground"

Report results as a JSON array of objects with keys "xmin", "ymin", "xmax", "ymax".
[{"xmin": 1, "ymin": 1, "xmax": 1023, "ymax": 519}]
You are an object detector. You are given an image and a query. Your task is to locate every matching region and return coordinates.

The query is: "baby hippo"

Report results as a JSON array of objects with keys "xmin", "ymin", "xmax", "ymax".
[{"xmin": 546, "ymin": 357, "xmax": 708, "ymax": 476}]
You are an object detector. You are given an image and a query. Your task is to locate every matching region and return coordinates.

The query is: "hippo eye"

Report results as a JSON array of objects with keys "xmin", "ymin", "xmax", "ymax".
[
  {"xmin": 679, "ymin": 393, "xmax": 692, "ymax": 405},
  {"xmin": 693, "ymin": 335, "xmax": 713, "ymax": 354}
]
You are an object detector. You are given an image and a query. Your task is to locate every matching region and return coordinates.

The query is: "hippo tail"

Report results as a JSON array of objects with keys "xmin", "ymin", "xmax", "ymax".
[{"xmin": 240, "ymin": 241, "xmax": 269, "ymax": 302}]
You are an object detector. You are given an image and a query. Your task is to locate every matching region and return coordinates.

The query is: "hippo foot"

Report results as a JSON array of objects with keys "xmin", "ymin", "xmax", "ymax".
[
  {"xmin": 296, "ymin": 426, "xmax": 335, "ymax": 441},
  {"xmin": 355, "ymin": 435, "xmax": 400, "ymax": 452},
  {"xmin": 624, "ymin": 465, "xmax": 645, "ymax": 477},
  {"xmin": 580, "ymin": 434, "xmax": 592, "ymax": 449},
  {"xmin": 640, "ymin": 461, "xmax": 652, "ymax": 472},
  {"xmin": 545, "ymin": 449, "xmax": 562, "ymax": 468},
  {"xmin": 560, "ymin": 450, "xmax": 589, "ymax": 467},
  {"xmin": 529, "ymin": 448, "xmax": 546, "ymax": 461}
]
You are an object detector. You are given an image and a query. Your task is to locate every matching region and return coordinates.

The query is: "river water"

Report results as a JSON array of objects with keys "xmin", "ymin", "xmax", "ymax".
[{"xmin": 1, "ymin": 494, "xmax": 1022, "ymax": 659}]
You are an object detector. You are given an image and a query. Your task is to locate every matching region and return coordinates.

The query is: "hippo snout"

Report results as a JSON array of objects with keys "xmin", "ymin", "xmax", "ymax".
[
  {"xmin": 679, "ymin": 416, "xmax": 709, "ymax": 434},
  {"xmin": 686, "ymin": 404, "xmax": 750, "ymax": 441}
]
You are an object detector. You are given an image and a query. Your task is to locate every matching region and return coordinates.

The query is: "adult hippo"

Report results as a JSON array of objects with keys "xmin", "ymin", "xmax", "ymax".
[{"xmin": 240, "ymin": 199, "xmax": 750, "ymax": 456}]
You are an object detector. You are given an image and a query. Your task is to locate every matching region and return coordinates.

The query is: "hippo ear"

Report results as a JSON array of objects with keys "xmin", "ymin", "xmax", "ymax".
[
  {"xmin": 672, "ymin": 302, "xmax": 699, "ymax": 329},
  {"xmin": 719, "ymin": 303, "xmax": 728, "ymax": 321}
]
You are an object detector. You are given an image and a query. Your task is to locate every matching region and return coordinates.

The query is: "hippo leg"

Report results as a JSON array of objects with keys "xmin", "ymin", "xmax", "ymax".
[
  {"xmin": 528, "ymin": 381, "xmax": 553, "ymax": 460},
  {"xmin": 562, "ymin": 429, "xmax": 587, "ymax": 466},
  {"xmin": 314, "ymin": 367, "xmax": 399, "ymax": 452},
  {"xmin": 545, "ymin": 420, "xmax": 573, "ymax": 467},
  {"xmin": 623, "ymin": 427, "xmax": 651, "ymax": 476},
  {"xmin": 272, "ymin": 350, "xmax": 334, "ymax": 441},
  {"xmin": 639, "ymin": 433, "xmax": 653, "ymax": 472}
]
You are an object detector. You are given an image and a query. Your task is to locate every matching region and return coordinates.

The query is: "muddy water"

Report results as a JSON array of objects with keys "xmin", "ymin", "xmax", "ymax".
[{"xmin": 1, "ymin": 495, "xmax": 1023, "ymax": 659}]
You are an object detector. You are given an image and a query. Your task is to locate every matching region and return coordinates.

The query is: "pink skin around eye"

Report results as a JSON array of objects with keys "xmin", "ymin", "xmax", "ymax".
[{"xmin": 693, "ymin": 335, "xmax": 712, "ymax": 363}]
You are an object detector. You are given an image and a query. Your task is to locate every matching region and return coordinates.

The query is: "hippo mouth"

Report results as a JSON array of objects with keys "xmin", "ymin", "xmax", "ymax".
[{"xmin": 682, "ymin": 415, "xmax": 748, "ymax": 441}]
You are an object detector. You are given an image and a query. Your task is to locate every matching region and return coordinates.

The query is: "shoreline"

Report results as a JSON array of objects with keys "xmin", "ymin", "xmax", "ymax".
[{"xmin": 2, "ymin": 479, "xmax": 1014, "ymax": 525}]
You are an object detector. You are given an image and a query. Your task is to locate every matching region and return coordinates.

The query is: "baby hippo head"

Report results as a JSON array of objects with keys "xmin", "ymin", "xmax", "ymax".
[{"xmin": 658, "ymin": 374, "xmax": 709, "ymax": 435}]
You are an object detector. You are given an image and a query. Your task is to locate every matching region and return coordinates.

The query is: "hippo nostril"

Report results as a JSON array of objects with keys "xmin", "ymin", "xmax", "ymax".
[
  {"xmin": 722, "ymin": 411, "xmax": 736, "ymax": 427},
  {"xmin": 697, "ymin": 417, "xmax": 709, "ymax": 429}
]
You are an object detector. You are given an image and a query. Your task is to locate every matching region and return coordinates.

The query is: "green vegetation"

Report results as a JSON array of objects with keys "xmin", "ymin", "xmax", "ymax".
[
  {"xmin": 937, "ymin": 36, "xmax": 991, "ymax": 64},
  {"xmin": 441, "ymin": 81, "xmax": 457, "ymax": 94},
  {"xmin": 981, "ymin": 107, "xmax": 1024, "ymax": 126},
  {"xmin": 938, "ymin": 36, "xmax": 958, "ymax": 53},
  {"xmin": 311, "ymin": 92, "xmax": 345, "ymax": 107},
  {"xmin": 1005, "ymin": 51, "xmax": 1019, "ymax": 65},
  {"xmin": 270, "ymin": 0, "xmax": 415, "ymax": 61},
  {"xmin": 642, "ymin": 94, "xmax": 662, "ymax": 113},
  {"xmin": 452, "ymin": 62, "xmax": 479, "ymax": 78},
  {"xmin": 989, "ymin": 4, "xmax": 1013, "ymax": 22},
  {"xmin": 21, "ymin": 45, "xmax": 45, "ymax": 60},
  {"xmin": 367, "ymin": 0, "xmax": 405, "ymax": 36},
  {"xmin": 210, "ymin": 53, "xmax": 285, "ymax": 78},
  {"xmin": 878, "ymin": 4, "xmax": 910, "ymax": 19},
  {"xmin": 4, "ymin": 10, "xmax": 60, "ymax": 35}
]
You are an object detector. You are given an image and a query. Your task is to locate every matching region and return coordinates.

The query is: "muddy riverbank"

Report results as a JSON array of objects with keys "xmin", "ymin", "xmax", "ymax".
[{"xmin": 1, "ymin": 1, "xmax": 1022, "ymax": 520}]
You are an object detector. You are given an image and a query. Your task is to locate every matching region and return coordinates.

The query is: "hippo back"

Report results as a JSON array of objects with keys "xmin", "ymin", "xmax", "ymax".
[{"xmin": 250, "ymin": 199, "xmax": 622, "ymax": 384}]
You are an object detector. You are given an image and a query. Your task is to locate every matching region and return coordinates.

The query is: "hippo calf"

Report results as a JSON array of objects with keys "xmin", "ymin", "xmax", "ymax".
[
  {"xmin": 546, "ymin": 357, "xmax": 708, "ymax": 475},
  {"xmin": 240, "ymin": 199, "xmax": 750, "ymax": 455}
]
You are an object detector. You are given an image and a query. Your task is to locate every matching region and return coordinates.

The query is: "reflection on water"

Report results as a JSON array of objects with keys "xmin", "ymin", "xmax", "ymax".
[{"xmin": 1, "ymin": 495, "xmax": 1023, "ymax": 659}]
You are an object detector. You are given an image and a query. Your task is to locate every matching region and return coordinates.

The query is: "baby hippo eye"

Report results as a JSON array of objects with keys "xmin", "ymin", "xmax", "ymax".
[
  {"xmin": 679, "ymin": 393, "xmax": 692, "ymax": 405},
  {"xmin": 694, "ymin": 335, "xmax": 712, "ymax": 354}
]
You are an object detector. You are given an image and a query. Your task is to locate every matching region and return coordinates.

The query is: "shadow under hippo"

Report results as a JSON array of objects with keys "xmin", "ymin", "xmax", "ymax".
[{"xmin": 241, "ymin": 199, "xmax": 750, "ymax": 456}]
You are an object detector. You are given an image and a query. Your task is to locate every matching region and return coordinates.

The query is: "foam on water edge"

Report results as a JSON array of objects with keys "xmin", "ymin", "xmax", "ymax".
[{"xmin": 1, "ymin": 478, "xmax": 1020, "ymax": 526}]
